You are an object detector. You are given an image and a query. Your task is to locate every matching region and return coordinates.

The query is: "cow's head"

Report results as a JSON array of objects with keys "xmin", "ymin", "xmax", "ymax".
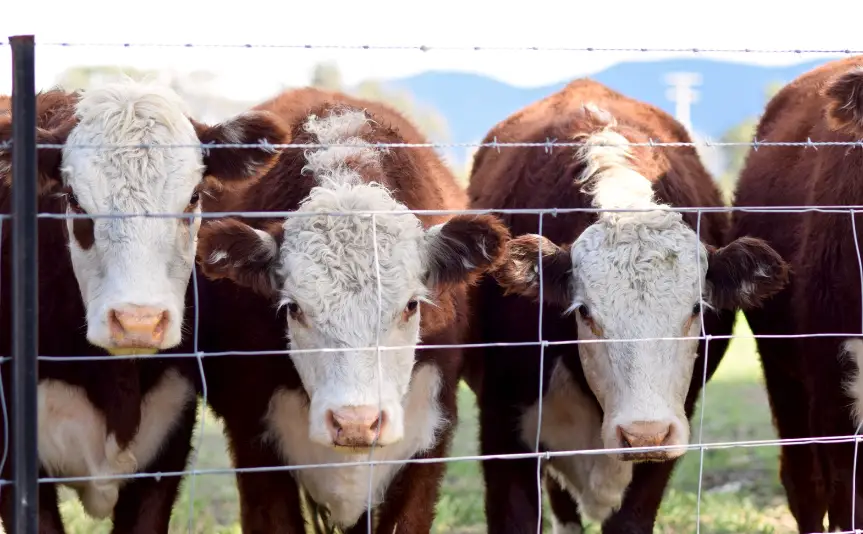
[
  {"xmin": 0, "ymin": 82, "xmax": 286, "ymax": 355},
  {"xmin": 197, "ymin": 107, "xmax": 509, "ymax": 450},
  {"xmin": 493, "ymin": 109, "xmax": 790, "ymax": 462}
]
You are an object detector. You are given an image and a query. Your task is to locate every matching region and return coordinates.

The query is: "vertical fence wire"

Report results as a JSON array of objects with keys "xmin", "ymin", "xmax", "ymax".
[
  {"xmin": 850, "ymin": 208, "xmax": 863, "ymax": 533},
  {"xmin": 9, "ymin": 34, "xmax": 39, "ymax": 534},
  {"xmin": 533, "ymin": 212, "xmax": 546, "ymax": 534},
  {"xmin": 368, "ymin": 212, "xmax": 385, "ymax": 533},
  {"xmin": 0, "ymin": 216, "xmax": 6, "ymax": 510},
  {"xmin": 693, "ymin": 209, "xmax": 709, "ymax": 534},
  {"xmin": 188, "ymin": 208, "xmax": 208, "ymax": 533}
]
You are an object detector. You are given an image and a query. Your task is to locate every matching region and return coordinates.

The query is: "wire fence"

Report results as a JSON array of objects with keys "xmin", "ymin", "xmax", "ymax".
[{"xmin": 3, "ymin": 35, "xmax": 863, "ymax": 534}]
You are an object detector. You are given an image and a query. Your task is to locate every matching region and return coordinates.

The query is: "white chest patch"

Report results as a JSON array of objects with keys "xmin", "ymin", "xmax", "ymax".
[
  {"xmin": 519, "ymin": 361, "xmax": 633, "ymax": 523},
  {"xmin": 37, "ymin": 369, "xmax": 195, "ymax": 519},
  {"xmin": 843, "ymin": 338, "xmax": 863, "ymax": 428},
  {"xmin": 263, "ymin": 363, "xmax": 446, "ymax": 528}
]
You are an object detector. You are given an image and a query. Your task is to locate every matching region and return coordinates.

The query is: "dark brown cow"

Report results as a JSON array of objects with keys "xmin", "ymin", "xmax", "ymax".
[
  {"xmin": 193, "ymin": 87, "xmax": 510, "ymax": 533},
  {"xmin": 0, "ymin": 81, "xmax": 285, "ymax": 533},
  {"xmin": 730, "ymin": 56, "xmax": 863, "ymax": 533},
  {"xmin": 465, "ymin": 78, "xmax": 790, "ymax": 533}
]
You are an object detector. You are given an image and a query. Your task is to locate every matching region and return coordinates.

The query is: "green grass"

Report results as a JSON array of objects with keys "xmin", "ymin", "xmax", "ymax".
[{"xmin": 52, "ymin": 312, "xmax": 792, "ymax": 533}]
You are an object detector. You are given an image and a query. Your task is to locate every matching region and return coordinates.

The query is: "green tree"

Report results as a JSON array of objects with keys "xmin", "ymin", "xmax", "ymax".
[{"xmin": 718, "ymin": 81, "xmax": 785, "ymax": 200}]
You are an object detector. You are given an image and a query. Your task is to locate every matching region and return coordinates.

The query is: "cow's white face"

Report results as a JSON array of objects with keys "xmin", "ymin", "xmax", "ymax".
[
  {"xmin": 493, "ymin": 112, "xmax": 790, "ymax": 463},
  {"xmin": 278, "ymin": 184, "xmax": 431, "ymax": 450},
  {"xmin": 568, "ymin": 212, "xmax": 705, "ymax": 460},
  {"xmin": 197, "ymin": 108, "xmax": 509, "ymax": 451},
  {"xmin": 498, "ymin": 213, "xmax": 789, "ymax": 462},
  {"xmin": 51, "ymin": 82, "xmax": 285, "ymax": 355},
  {"xmin": 61, "ymin": 86, "xmax": 204, "ymax": 355}
]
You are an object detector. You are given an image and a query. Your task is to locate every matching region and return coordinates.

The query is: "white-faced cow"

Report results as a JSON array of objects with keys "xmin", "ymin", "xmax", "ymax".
[
  {"xmin": 730, "ymin": 56, "xmax": 863, "ymax": 533},
  {"xmin": 0, "ymin": 81, "xmax": 285, "ymax": 532},
  {"xmin": 464, "ymin": 78, "xmax": 790, "ymax": 533},
  {"xmin": 193, "ymin": 87, "xmax": 510, "ymax": 533}
]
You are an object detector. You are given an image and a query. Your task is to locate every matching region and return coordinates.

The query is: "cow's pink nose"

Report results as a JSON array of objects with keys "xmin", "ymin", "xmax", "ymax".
[
  {"xmin": 326, "ymin": 406, "xmax": 386, "ymax": 448},
  {"xmin": 616, "ymin": 421, "xmax": 675, "ymax": 461},
  {"xmin": 108, "ymin": 305, "xmax": 169, "ymax": 348}
]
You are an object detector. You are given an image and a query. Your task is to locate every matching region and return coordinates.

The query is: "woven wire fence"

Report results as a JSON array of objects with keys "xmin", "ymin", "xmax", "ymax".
[{"xmin": 2, "ymin": 36, "xmax": 863, "ymax": 534}]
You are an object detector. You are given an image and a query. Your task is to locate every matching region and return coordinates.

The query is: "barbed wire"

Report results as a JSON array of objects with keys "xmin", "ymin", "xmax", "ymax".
[
  {"xmin": 11, "ymin": 331, "xmax": 863, "ymax": 364},
  {"xmin": 0, "ymin": 42, "xmax": 860, "ymax": 55},
  {"xmin": 3, "ymin": 204, "xmax": 863, "ymax": 224},
  {"xmin": 2, "ymin": 139, "xmax": 863, "ymax": 150}
]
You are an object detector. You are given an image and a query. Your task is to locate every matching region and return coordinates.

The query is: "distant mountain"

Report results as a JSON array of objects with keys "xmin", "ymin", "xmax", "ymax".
[{"xmin": 381, "ymin": 57, "xmax": 840, "ymax": 167}]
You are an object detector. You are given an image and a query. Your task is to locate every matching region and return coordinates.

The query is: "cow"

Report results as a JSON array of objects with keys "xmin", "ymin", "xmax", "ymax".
[
  {"xmin": 0, "ymin": 80, "xmax": 285, "ymax": 533},
  {"xmin": 729, "ymin": 56, "xmax": 863, "ymax": 533},
  {"xmin": 464, "ymin": 78, "xmax": 790, "ymax": 533},
  {"xmin": 192, "ymin": 86, "xmax": 511, "ymax": 533}
]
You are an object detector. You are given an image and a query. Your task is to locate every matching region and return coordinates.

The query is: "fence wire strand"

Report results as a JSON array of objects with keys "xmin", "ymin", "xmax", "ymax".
[
  {"xmin": 368, "ymin": 212, "xmax": 384, "ymax": 532},
  {"xmin": 4, "ymin": 139, "xmax": 863, "ymax": 151},
  {"xmin": 0, "ymin": 432, "xmax": 860, "ymax": 487},
  {"xmin": 0, "ymin": 41, "xmax": 860, "ymax": 55},
  {"xmin": 188, "ymin": 213, "xmax": 207, "ymax": 534},
  {"xmin": 694, "ymin": 210, "xmax": 708, "ymax": 534},
  {"xmin": 851, "ymin": 209, "xmax": 863, "ymax": 533},
  {"xmin": 534, "ymin": 213, "xmax": 545, "ymax": 534},
  {"xmin": 0, "ymin": 217, "xmax": 7, "ymax": 511}
]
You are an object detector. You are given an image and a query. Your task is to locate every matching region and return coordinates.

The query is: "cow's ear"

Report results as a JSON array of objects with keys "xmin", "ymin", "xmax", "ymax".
[
  {"xmin": 196, "ymin": 218, "xmax": 284, "ymax": 298},
  {"xmin": 424, "ymin": 214, "xmax": 511, "ymax": 287},
  {"xmin": 706, "ymin": 236, "xmax": 790, "ymax": 310},
  {"xmin": 191, "ymin": 111, "xmax": 287, "ymax": 181},
  {"xmin": 0, "ymin": 115, "xmax": 75, "ymax": 192},
  {"xmin": 493, "ymin": 234, "xmax": 574, "ymax": 309}
]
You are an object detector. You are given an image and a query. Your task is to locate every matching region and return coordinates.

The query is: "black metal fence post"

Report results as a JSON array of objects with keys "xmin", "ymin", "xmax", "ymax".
[{"xmin": 10, "ymin": 34, "xmax": 39, "ymax": 534}]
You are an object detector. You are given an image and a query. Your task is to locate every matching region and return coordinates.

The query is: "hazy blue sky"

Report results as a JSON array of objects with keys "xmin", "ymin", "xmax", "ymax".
[{"xmin": 2, "ymin": 0, "xmax": 857, "ymax": 98}]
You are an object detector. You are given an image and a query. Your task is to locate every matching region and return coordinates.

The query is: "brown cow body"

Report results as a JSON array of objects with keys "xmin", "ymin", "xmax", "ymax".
[
  {"xmin": 466, "ymin": 79, "xmax": 788, "ymax": 533},
  {"xmin": 730, "ymin": 56, "xmax": 863, "ymax": 532},
  {"xmin": 194, "ymin": 87, "xmax": 509, "ymax": 533},
  {"xmin": 0, "ymin": 84, "xmax": 284, "ymax": 533}
]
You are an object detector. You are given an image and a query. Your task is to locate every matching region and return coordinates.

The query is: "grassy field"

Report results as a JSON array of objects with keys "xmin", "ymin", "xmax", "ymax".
[{"xmin": 54, "ymin": 312, "xmax": 793, "ymax": 533}]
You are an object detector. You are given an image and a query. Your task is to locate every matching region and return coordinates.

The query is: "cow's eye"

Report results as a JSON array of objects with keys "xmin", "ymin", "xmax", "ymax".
[
  {"xmin": 67, "ymin": 192, "xmax": 84, "ymax": 213},
  {"xmin": 577, "ymin": 304, "xmax": 591, "ymax": 321},
  {"xmin": 692, "ymin": 303, "xmax": 702, "ymax": 316},
  {"xmin": 403, "ymin": 299, "xmax": 420, "ymax": 321}
]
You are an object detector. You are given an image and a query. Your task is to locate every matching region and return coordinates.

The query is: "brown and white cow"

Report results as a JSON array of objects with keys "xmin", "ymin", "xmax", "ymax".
[
  {"xmin": 730, "ymin": 56, "xmax": 863, "ymax": 533},
  {"xmin": 193, "ymin": 87, "xmax": 509, "ymax": 533},
  {"xmin": 0, "ymin": 81, "xmax": 285, "ymax": 532},
  {"xmin": 465, "ymin": 79, "xmax": 790, "ymax": 533}
]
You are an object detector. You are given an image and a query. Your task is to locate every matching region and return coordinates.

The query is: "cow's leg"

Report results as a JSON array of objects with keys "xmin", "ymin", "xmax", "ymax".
[
  {"xmin": 227, "ymin": 422, "xmax": 306, "ymax": 534},
  {"xmin": 545, "ymin": 472, "xmax": 584, "ymax": 534},
  {"xmin": 761, "ymin": 348, "xmax": 827, "ymax": 533},
  {"xmin": 38, "ymin": 483, "xmax": 67, "ymax": 534},
  {"xmin": 805, "ymin": 340, "xmax": 863, "ymax": 532},
  {"xmin": 0, "ymin": 452, "xmax": 66, "ymax": 534},
  {"xmin": 0, "ymin": 484, "xmax": 66, "ymax": 534},
  {"xmin": 602, "ymin": 310, "xmax": 732, "ymax": 533},
  {"xmin": 478, "ymin": 379, "xmax": 543, "ymax": 534},
  {"xmin": 110, "ymin": 399, "xmax": 197, "ymax": 534},
  {"xmin": 743, "ymin": 297, "xmax": 829, "ymax": 534}
]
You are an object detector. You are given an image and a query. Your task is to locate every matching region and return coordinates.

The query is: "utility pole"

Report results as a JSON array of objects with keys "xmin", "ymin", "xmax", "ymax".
[{"xmin": 664, "ymin": 72, "xmax": 702, "ymax": 133}]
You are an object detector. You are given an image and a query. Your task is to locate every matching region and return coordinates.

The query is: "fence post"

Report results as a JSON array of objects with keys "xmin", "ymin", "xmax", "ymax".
[{"xmin": 10, "ymin": 34, "xmax": 39, "ymax": 534}]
